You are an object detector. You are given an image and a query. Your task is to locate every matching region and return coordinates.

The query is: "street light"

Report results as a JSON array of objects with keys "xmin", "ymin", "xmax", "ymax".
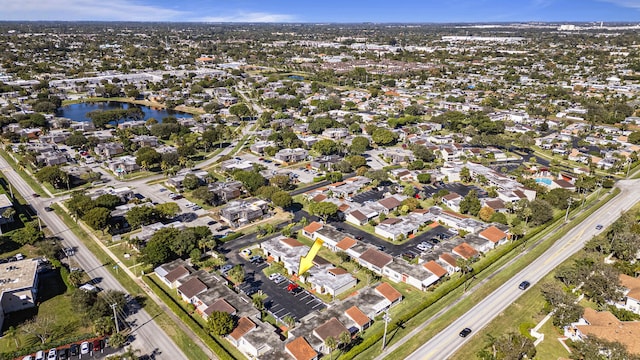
[
  {"xmin": 381, "ymin": 309, "xmax": 392, "ymax": 351},
  {"xmin": 564, "ymin": 197, "xmax": 574, "ymax": 223}
]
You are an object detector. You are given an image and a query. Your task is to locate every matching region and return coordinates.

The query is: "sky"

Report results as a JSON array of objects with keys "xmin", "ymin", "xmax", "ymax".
[{"xmin": 1, "ymin": 0, "xmax": 640, "ymax": 23}]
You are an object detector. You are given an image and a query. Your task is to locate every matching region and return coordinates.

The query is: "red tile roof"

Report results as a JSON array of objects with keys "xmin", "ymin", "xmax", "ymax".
[
  {"xmin": 479, "ymin": 226, "xmax": 507, "ymax": 243},
  {"xmin": 228, "ymin": 317, "xmax": 256, "ymax": 341},
  {"xmin": 336, "ymin": 237, "xmax": 357, "ymax": 250},
  {"xmin": 440, "ymin": 253, "xmax": 457, "ymax": 267},
  {"xmin": 453, "ymin": 242, "xmax": 479, "ymax": 260},
  {"xmin": 345, "ymin": 306, "xmax": 370, "ymax": 327},
  {"xmin": 281, "ymin": 237, "xmax": 304, "ymax": 247},
  {"xmin": 312, "ymin": 194, "xmax": 327, "ymax": 202},
  {"xmin": 329, "ymin": 268, "xmax": 348, "ymax": 276},
  {"xmin": 303, "ymin": 221, "xmax": 323, "ymax": 234},
  {"xmin": 423, "ymin": 261, "xmax": 448, "ymax": 277},
  {"xmin": 375, "ymin": 282, "xmax": 402, "ymax": 302},
  {"xmin": 286, "ymin": 337, "xmax": 317, "ymax": 360}
]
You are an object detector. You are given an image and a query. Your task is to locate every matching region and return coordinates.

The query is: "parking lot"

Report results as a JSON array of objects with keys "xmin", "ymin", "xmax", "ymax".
[{"xmin": 237, "ymin": 255, "xmax": 326, "ymax": 322}]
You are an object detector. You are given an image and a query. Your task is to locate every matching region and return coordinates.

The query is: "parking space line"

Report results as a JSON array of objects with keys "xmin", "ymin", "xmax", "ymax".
[
  {"xmin": 299, "ymin": 294, "xmax": 310, "ymax": 300},
  {"xmin": 312, "ymin": 303, "xmax": 324, "ymax": 309},
  {"xmin": 306, "ymin": 299, "xmax": 316, "ymax": 305}
]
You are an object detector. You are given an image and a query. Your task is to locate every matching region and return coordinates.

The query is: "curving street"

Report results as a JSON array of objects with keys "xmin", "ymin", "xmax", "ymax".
[{"xmin": 406, "ymin": 178, "xmax": 640, "ymax": 360}]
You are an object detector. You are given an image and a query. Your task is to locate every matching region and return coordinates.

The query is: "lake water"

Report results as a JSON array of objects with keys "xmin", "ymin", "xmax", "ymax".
[{"xmin": 55, "ymin": 102, "xmax": 192, "ymax": 123}]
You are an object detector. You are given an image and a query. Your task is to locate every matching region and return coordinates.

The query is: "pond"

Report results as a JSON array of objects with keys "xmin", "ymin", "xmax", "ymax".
[{"xmin": 55, "ymin": 101, "xmax": 192, "ymax": 123}]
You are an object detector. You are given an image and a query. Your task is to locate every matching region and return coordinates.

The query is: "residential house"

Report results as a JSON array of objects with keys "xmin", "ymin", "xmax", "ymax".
[
  {"xmin": 452, "ymin": 243, "xmax": 479, "ymax": 261},
  {"xmin": 219, "ymin": 199, "xmax": 269, "ymax": 228},
  {"xmin": 310, "ymin": 155, "xmax": 343, "ymax": 171},
  {"xmin": 619, "ymin": 274, "xmax": 640, "ymax": 315},
  {"xmin": 302, "ymin": 221, "xmax": 323, "ymax": 240},
  {"xmin": 357, "ymin": 249, "xmax": 393, "ymax": 275},
  {"xmin": 375, "ymin": 282, "xmax": 403, "ymax": 309},
  {"xmin": 305, "ymin": 267, "xmax": 357, "ymax": 297},
  {"xmin": 344, "ymin": 306, "xmax": 372, "ymax": 332},
  {"xmin": 132, "ymin": 135, "xmax": 159, "ymax": 147},
  {"xmin": 439, "ymin": 253, "xmax": 459, "ymax": 274},
  {"xmin": 274, "ymin": 148, "xmax": 308, "ymax": 163},
  {"xmin": 108, "ymin": 156, "xmax": 140, "ymax": 174},
  {"xmin": 313, "ymin": 318, "xmax": 350, "ymax": 353},
  {"xmin": 321, "ymin": 128, "xmax": 349, "ymax": 139},
  {"xmin": 285, "ymin": 337, "xmax": 318, "ymax": 360},
  {"xmin": 566, "ymin": 308, "xmax": 640, "ymax": 355},
  {"xmin": 36, "ymin": 151, "xmax": 68, "ymax": 167},
  {"xmin": 95, "ymin": 143, "xmax": 125, "ymax": 159},
  {"xmin": 478, "ymin": 226, "xmax": 509, "ymax": 249},
  {"xmin": 208, "ymin": 181, "xmax": 243, "ymax": 205},
  {"xmin": 441, "ymin": 193, "xmax": 462, "ymax": 212},
  {"xmin": 423, "ymin": 261, "xmax": 449, "ymax": 288},
  {"xmin": 261, "ymin": 236, "xmax": 310, "ymax": 275},
  {"xmin": 250, "ymin": 141, "xmax": 276, "ymax": 154},
  {"xmin": 154, "ymin": 259, "xmax": 192, "ymax": 288}
]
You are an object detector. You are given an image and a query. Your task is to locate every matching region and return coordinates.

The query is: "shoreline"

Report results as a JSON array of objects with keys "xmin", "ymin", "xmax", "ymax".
[{"xmin": 61, "ymin": 97, "xmax": 205, "ymax": 116}]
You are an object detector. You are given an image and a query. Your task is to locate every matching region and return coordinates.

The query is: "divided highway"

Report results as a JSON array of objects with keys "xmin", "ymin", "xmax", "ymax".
[
  {"xmin": 0, "ymin": 156, "xmax": 187, "ymax": 359},
  {"xmin": 406, "ymin": 178, "xmax": 640, "ymax": 360}
]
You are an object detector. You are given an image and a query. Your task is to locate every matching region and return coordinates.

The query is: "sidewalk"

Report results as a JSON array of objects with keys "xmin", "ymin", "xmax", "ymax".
[{"xmin": 57, "ymin": 202, "xmax": 217, "ymax": 359}]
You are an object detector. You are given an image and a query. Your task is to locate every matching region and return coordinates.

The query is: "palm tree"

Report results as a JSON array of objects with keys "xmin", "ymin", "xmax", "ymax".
[
  {"xmin": 339, "ymin": 331, "xmax": 351, "ymax": 353},
  {"xmin": 325, "ymin": 336, "xmax": 337, "ymax": 360},
  {"xmin": 283, "ymin": 315, "xmax": 295, "ymax": 330}
]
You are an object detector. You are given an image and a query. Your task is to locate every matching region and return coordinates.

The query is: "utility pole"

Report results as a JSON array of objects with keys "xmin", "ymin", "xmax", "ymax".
[
  {"xmin": 111, "ymin": 303, "xmax": 120, "ymax": 333},
  {"xmin": 564, "ymin": 197, "xmax": 574, "ymax": 222},
  {"xmin": 381, "ymin": 309, "xmax": 392, "ymax": 351}
]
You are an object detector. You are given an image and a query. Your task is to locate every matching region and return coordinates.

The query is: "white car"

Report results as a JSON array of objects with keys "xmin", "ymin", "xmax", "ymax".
[
  {"xmin": 80, "ymin": 342, "xmax": 90, "ymax": 354},
  {"xmin": 35, "ymin": 351, "xmax": 44, "ymax": 360},
  {"xmin": 241, "ymin": 249, "xmax": 251, "ymax": 257},
  {"xmin": 268, "ymin": 273, "xmax": 281, "ymax": 281},
  {"xmin": 47, "ymin": 349, "xmax": 57, "ymax": 360},
  {"xmin": 22, "ymin": 356, "xmax": 33, "ymax": 360},
  {"xmin": 220, "ymin": 264, "xmax": 234, "ymax": 273}
]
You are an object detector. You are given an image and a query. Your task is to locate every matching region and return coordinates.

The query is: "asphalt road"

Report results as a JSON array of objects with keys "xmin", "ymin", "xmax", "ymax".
[
  {"xmin": 404, "ymin": 178, "xmax": 640, "ymax": 360},
  {"xmin": 0, "ymin": 157, "xmax": 186, "ymax": 360}
]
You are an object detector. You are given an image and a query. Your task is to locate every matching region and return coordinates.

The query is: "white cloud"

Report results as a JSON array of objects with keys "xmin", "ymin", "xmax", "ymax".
[
  {"xmin": 195, "ymin": 11, "xmax": 296, "ymax": 23},
  {"xmin": 0, "ymin": 0, "xmax": 187, "ymax": 21},
  {"xmin": 597, "ymin": 0, "xmax": 640, "ymax": 9}
]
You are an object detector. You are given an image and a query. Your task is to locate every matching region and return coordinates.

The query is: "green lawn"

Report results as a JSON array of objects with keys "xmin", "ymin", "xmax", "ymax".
[
  {"xmin": 51, "ymin": 204, "xmax": 211, "ymax": 360},
  {"xmin": 0, "ymin": 152, "xmax": 48, "ymax": 197}
]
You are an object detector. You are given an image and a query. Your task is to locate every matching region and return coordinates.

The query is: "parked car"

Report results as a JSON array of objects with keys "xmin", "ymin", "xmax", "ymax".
[
  {"xmin": 249, "ymin": 255, "xmax": 263, "ymax": 264},
  {"xmin": 244, "ymin": 287, "xmax": 259, "ymax": 296},
  {"xmin": 69, "ymin": 344, "xmax": 79, "ymax": 356},
  {"xmin": 355, "ymin": 235, "xmax": 363, "ymax": 240},
  {"xmin": 220, "ymin": 264, "xmax": 233, "ymax": 274},
  {"xmin": 93, "ymin": 339, "xmax": 101, "ymax": 352},
  {"xmin": 287, "ymin": 283, "xmax": 299, "ymax": 292},
  {"xmin": 22, "ymin": 355, "xmax": 33, "ymax": 360},
  {"xmin": 268, "ymin": 273, "xmax": 281, "ymax": 281},
  {"xmin": 459, "ymin": 327, "xmax": 472, "ymax": 337},
  {"xmin": 241, "ymin": 249, "xmax": 251, "ymax": 257},
  {"xmin": 273, "ymin": 275, "xmax": 286, "ymax": 284},
  {"xmin": 47, "ymin": 348, "xmax": 57, "ymax": 360},
  {"xmin": 518, "ymin": 281, "xmax": 531, "ymax": 290},
  {"xmin": 416, "ymin": 242, "xmax": 432, "ymax": 252},
  {"xmin": 80, "ymin": 342, "xmax": 90, "ymax": 354},
  {"xmin": 57, "ymin": 348, "xmax": 69, "ymax": 360},
  {"xmin": 35, "ymin": 351, "xmax": 44, "ymax": 360}
]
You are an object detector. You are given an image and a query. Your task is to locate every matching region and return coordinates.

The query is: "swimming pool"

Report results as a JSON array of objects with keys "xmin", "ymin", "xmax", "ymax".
[{"xmin": 535, "ymin": 178, "xmax": 552, "ymax": 186}]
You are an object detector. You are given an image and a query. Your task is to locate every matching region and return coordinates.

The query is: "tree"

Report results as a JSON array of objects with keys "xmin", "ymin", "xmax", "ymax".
[
  {"xmin": 628, "ymin": 131, "xmax": 640, "ymax": 145},
  {"xmin": 582, "ymin": 262, "xmax": 622, "ymax": 305},
  {"xmin": 65, "ymin": 132, "xmax": 89, "ymax": 148},
  {"xmin": 193, "ymin": 186, "xmax": 216, "ymax": 204},
  {"xmin": 108, "ymin": 332, "xmax": 128, "ymax": 348},
  {"xmin": 460, "ymin": 190, "xmax": 481, "ymax": 216},
  {"xmin": 35, "ymin": 166, "xmax": 69, "ymax": 189},
  {"xmin": 543, "ymin": 188, "xmax": 574, "ymax": 210},
  {"xmin": 94, "ymin": 194, "xmax": 121, "ymax": 210},
  {"xmin": 529, "ymin": 199, "xmax": 553, "ymax": 226},
  {"xmin": 270, "ymin": 174, "xmax": 292, "ymax": 190},
  {"xmin": 309, "ymin": 202, "xmax": 338, "ymax": 222},
  {"xmin": 540, "ymin": 282, "xmax": 584, "ymax": 327},
  {"xmin": 5, "ymin": 326, "xmax": 20, "ymax": 349},
  {"xmin": 365, "ymin": 169, "xmax": 389, "ymax": 183},
  {"xmin": 82, "ymin": 207, "xmax": 111, "ymax": 233},
  {"xmin": 339, "ymin": 331, "xmax": 351, "ymax": 352},
  {"xmin": 233, "ymin": 170, "xmax": 266, "ymax": 195},
  {"xmin": 313, "ymin": 139, "xmax": 339, "ymax": 155},
  {"xmin": 460, "ymin": 167, "xmax": 472, "ymax": 182},
  {"xmin": 350, "ymin": 136, "xmax": 370, "ymax": 154},
  {"xmin": 182, "ymin": 174, "xmax": 200, "ymax": 190},
  {"xmin": 325, "ymin": 336, "xmax": 338, "ymax": 360},
  {"xmin": 125, "ymin": 205, "xmax": 158, "ymax": 229},
  {"xmin": 490, "ymin": 212, "xmax": 508, "ymax": 225},
  {"xmin": 68, "ymin": 270, "xmax": 85, "ymax": 288},
  {"xmin": 229, "ymin": 103, "xmax": 252, "ymax": 118},
  {"xmin": 417, "ymin": 173, "xmax": 431, "ymax": 184},
  {"xmin": 569, "ymin": 336, "xmax": 639, "ymax": 360},
  {"xmin": 327, "ymin": 172, "xmax": 343, "ymax": 183},
  {"xmin": 156, "ymin": 202, "xmax": 180, "ymax": 219},
  {"xmin": 93, "ymin": 316, "xmax": 114, "ymax": 336},
  {"xmin": 346, "ymin": 155, "xmax": 367, "ymax": 169},
  {"xmin": 227, "ymin": 265, "xmax": 245, "ymax": 284},
  {"xmin": 478, "ymin": 332, "xmax": 536, "ymax": 360},
  {"xmin": 411, "ymin": 145, "xmax": 436, "ymax": 162},
  {"xmin": 135, "ymin": 147, "xmax": 161, "ymax": 169},
  {"xmin": 478, "ymin": 206, "xmax": 495, "ymax": 222},
  {"xmin": 11, "ymin": 222, "xmax": 44, "ymax": 245},
  {"xmin": 22, "ymin": 315, "xmax": 57, "ymax": 344},
  {"xmin": 371, "ymin": 128, "xmax": 398, "ymax": 146},
  {"xmin": 207, "ymin": 311, "xmax": 235, "ymax": 336},
  {"xmin": 271, "ymin": 191, "xmax": 293, "ymax": 209}
]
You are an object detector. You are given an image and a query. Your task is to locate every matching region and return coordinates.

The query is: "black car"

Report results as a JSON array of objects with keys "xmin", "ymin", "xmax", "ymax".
[
  {"xmin": 518, "ymin": 281, "xmax": 531, "ymax": 290},
  {"xmin": 69, "ymin": 344, "xmax": 79, "ymax": 356},
  {"xmin": 58, "ymin": 348, "xmax": 69, "ymax": 360},
  {"xmin": 402, "ymin": 252, "xmax": 416, "ymax": 260},
  {"xmin": 355, "ymin": 235, "xmax": 363, "ymax": 240},
  {"xmin": 459, "ymin": 328, "xmax": 472, "ymax": 337},
  {"xmin": 44, "ymin": 206, "xmax": 54, "ymax": 212}
]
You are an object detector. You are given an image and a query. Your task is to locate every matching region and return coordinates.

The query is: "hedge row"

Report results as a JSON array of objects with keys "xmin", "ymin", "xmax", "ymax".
[{"xmin": 142, "ymin": 276, "xmax": 235, "ymax": 360}]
